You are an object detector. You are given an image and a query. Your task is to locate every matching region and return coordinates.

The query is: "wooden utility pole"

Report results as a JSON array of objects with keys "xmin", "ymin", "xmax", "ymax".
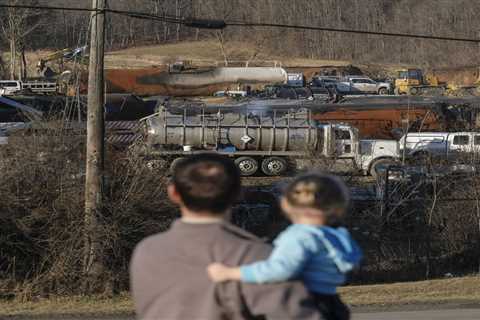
[{"xmin": 83, "ymin": 0, "xmax": 106, "ymax": 293}]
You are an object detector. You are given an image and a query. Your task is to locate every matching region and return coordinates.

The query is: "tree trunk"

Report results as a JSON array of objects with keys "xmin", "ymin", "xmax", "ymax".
[
  {"xmin": 10, "ymin": 39, "xmax": 16, "ymax": 79},
  {"xmin": 176, "ymin": 0, "xmax": 180, "ymax": 42},
  {"xmin": 21, "ymin": 48, "xmax": 27, "ymax": 80}
]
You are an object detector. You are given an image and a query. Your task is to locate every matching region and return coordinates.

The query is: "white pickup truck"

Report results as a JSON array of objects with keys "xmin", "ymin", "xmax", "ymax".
[
  {"xmin": 0, "ymin": 80, "xmax": 58, "ymax": 95},
  {"xmin": 341, "ymin": 76, "xmax": 392, "ymax": 95},
  {"xmin": 400, "ymin": 131, "xmax": 480, "ymax": 158}
]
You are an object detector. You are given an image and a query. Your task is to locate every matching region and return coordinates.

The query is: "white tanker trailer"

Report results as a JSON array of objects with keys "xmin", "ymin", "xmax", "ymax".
[{"xmin": 139, "ymin": 106, "xmax": 400, "ymax": 176}]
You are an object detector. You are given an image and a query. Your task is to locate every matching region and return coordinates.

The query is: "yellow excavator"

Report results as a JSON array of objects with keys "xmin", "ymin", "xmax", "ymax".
[{"xmin": 37, "ymin": 46, "xmax": 88, "ymax": 78}]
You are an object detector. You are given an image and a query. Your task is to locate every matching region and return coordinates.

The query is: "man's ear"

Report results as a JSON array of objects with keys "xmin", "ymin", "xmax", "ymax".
[{"xmin": 168, "ymin": 184, "xmax": 182, "ymax": 206}]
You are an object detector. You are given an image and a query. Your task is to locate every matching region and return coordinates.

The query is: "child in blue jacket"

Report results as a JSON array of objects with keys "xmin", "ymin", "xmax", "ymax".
[{"xmin": 208, "ymin": 173, "xmax": 362, "ymax": 320}]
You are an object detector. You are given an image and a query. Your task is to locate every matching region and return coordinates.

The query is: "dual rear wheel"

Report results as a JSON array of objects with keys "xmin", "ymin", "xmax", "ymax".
[
  {"xmin": 234, "ymin": 156, "xmax": 288, "ymax": 176},
  {"xmin": 166, "ymin": 156, "xmax": 289, "ymax": 177}
]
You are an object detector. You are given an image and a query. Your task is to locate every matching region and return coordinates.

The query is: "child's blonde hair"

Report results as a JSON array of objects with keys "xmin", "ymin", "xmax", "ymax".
[{"xmin": 284, "ymin": 172, "xmax": 350, "ymax": 217}]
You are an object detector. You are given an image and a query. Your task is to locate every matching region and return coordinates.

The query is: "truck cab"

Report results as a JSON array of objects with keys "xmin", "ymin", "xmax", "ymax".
[
  {"xmin": 446, "ymin": 132, "xmax": 480, "ymax": 155},
  {"xmin": 313, "ymin": 124, "xmax": 399, "ymax": 176},
  {"xmin": 0, "ymin": 81, "xmax": 22, "ymax": 95}
]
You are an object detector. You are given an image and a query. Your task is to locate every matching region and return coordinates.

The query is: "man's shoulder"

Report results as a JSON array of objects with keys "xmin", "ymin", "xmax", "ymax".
[
  {"xmin": 216, "ymin": 222, "xmax": 273, "ymax": 262},
  {"xmin": 131, "ymin": 231, "xmax": 167, "ymax": 263},
  {"xmin": 219, "ymin": 222, "xmax": 263, "ymax": 242},
  {"xmin": 133, "ymin": 221, "xmax": 269, "ymax": 253}
]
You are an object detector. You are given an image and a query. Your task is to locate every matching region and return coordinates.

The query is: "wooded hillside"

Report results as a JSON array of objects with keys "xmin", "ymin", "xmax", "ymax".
[{"xmin": 1, "ymin": 0, "xmax": 480, "ymax": 67}]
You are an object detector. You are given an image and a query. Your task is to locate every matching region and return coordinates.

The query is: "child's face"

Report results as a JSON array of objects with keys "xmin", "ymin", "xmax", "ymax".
[{"xmin": 280, "ymin": 197, "xmax": 326, "ymax": 225}]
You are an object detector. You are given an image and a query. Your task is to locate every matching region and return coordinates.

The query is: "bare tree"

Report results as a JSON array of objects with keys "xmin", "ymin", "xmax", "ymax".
[{"xmin": 0, "ymin": 0, "xmax": 44, "ymax": 80}]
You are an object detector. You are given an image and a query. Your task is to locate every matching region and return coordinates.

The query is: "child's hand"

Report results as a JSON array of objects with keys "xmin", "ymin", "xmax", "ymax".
[{"xmin": 207, "ymin": 263, "xmax": 241, "ymax": 282}]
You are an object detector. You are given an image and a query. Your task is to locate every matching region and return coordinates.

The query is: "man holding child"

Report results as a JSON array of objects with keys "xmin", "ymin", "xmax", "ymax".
[{"xmin": 131, "ymin": 153, "xmax": 361, "ymax": 320}]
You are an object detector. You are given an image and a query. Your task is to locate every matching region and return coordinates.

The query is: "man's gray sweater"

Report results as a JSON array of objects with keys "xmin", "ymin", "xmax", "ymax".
[{"xmin": 130, "ymin": 220, "xmax": 322, "ymax": 320}]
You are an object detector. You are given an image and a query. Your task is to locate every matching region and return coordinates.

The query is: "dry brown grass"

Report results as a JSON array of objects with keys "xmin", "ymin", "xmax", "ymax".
[
  {"xmin": 340, "ymin": 276, "xmax": 480, "ymax": 306},
  {"xmin": 11, "ymin": 40, "xmax": 411, "ymax": 72},
  {"xmin": 0, "ymin": 293, "xmax": 133, "ymax": 317},
  {"xmin": 2, "ymin": 276, "xmax": 479, "ymax": 317},
  {"xmin": 104, "ymin": 40, "xmax": 386, "ymax": 69}
]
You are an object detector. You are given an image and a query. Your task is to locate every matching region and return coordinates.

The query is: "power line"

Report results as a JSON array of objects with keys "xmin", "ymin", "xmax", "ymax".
[
  {"xmin": 227, "ymin": 21, "xmax": 480, "ymax": 44},
  {"xmin": 0, "ymin": 3, "xmax": 98, "ymax": 14},
  {"xmin": 0, "ymin": 3, "xmax": 181, "ymax": 23},
  {"xmin": 0, "ymin": 3, "xmax": 223, "ymax": 28},
  {"xmin": 1, "ymin": 3, "xmax": 480, "ymax": 43}
]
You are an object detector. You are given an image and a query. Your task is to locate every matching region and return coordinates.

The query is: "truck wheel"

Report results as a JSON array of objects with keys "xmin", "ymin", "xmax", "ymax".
[
  {"xmin": 378, "ymin": 88, "xmax": 388, "ymax": 95},
  {"xmin": 369, "ymin": 158, "xmax": 397, "ymax": 180},
  {"xmin": 235, "ymin": 157, "xmax": 259, "ymax": 176},
  {"xmin": 261, "ymin": 157, "xmax": 288, "ymax": 176}
]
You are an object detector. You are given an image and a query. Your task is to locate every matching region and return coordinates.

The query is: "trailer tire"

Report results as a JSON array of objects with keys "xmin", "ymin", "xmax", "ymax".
[
  {"xmin": 235, "ymin": 156, "xmax": 259, "ymax": 176},
  {"xmin": 369, "ymin": 158, "xmax": 397, "ymax": 180},
  {"xmin": 261, "ymin": 157, "xmax": 288, "ymax": 176}
]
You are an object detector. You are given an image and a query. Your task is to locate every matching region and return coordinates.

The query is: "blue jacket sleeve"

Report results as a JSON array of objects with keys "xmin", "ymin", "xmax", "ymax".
[{"xmin": 240, "ymin": 227, "xmax": 315, "ymax": 283}]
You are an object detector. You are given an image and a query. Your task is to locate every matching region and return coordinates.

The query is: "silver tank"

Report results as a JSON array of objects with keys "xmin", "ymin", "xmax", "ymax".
[{"xmin": 144, "ymin": 107, "xmax": 321, "ymax": 152}]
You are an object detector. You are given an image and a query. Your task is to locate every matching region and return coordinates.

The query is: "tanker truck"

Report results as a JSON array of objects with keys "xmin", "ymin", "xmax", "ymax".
[{"xmin": 139, "ymin": 106, "xmax": 400, "ymax": 177}]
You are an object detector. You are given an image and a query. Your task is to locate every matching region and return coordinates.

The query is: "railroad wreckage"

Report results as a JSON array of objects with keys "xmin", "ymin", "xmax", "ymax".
[
  {"xmin": 312, "ymin": 96, "xmax": 480, "ymax": 139},
  {"xmin": 3, "ymin": 94, "xmax": 480, "ymax": 141},
  {"xmin": 103, "ymin": 66, "xmax": 288, "ymax": 97}
]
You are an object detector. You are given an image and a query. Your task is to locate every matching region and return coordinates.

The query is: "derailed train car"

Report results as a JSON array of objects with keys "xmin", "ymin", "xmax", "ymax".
[
  {"xmin": 311, "ymin": 98, "xmax": 480, "ymax": 139},
  {"xmin": 104, "ymin": 66, "xmax": 288, "ymax": 97}
]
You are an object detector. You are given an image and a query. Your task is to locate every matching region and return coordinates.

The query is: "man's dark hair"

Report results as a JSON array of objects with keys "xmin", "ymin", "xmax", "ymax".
[{"xmin": 172, "ymin": 153, "xmax": 241, "ymax": 214}]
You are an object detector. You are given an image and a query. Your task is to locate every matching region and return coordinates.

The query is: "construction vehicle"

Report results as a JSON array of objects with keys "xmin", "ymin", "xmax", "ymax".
[
  {"xmin": 37, "ymin": 46, "xmax": 87, "ymax": 78},
  {"xmin": 140, "ymin": 105, "xmax": 400, "ymax": 177},
  {"xmin": 394, "ymin": 68, "xmax": 446, "ymax": 96},
  {"xmin": 394, "ymin": 68, "xmax": 480, "ymax": 96}
]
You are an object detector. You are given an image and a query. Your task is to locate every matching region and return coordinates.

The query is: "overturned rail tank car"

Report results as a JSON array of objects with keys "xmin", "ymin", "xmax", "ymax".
[{"xmin": 104, "ymin": 66, "xmax": 288, "ymax": 97}]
